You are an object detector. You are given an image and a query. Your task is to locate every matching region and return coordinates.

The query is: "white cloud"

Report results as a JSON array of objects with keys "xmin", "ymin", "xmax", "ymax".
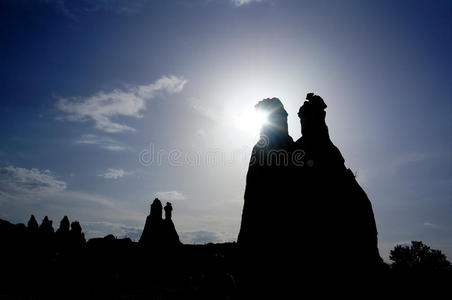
[
  {"xmin": 187, "ymin": 97, "xmax": 224, "ymax": 123},
  {"xmin": 231, "ymin": 0, "xmax": 263, "ymax": 6},
  {"xmin": 76, "ymin": 134, "xmax": 128, "ymax": 151},
  {"xmin": 0, "ymin": 166, "xmax": 67, "ymax": 202},
  {"xmin": 155, "ymin": 191, "xmax": 186, "ymax": 201},
  {"xmin": 57, "ymin": 75, "xmax": 186, "ymax": 133},
  {"xmin": 98, "ymin": 168, "xmax": 134, "ymax": 179}
]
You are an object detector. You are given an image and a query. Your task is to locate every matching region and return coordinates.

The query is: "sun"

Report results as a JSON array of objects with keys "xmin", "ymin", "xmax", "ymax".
[{"xmin": 232, "ymin": 109, "xmax": 269, "ymax": 134}]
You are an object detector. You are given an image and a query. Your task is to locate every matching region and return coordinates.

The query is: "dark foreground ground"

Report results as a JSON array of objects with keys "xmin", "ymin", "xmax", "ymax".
[
  {"xmin": 2, "ymin": 240, "xmax": 452, "ymax": 299},
  {"xmin": 2, "ymin": 218, "xmax": 452, "ymax": 299},
  {"xmin": 0, "ymin": 232, "xmax": 239, "ymax": 300}
]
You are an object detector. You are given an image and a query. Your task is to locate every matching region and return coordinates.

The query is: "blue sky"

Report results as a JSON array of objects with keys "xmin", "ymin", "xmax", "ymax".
[{"xmin": 1, "ymin": 0, "xmax": 452, "ymax": 260}]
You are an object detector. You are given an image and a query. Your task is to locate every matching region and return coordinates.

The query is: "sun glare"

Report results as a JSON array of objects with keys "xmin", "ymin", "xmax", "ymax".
[{"xmin": 233, "ymin": 110, "xmax": 269, "ymax": 134}]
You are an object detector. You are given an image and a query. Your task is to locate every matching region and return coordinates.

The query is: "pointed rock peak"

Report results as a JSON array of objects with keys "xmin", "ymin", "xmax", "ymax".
[
  {"xmin": 150, "ymin": 198, "xmax": 163, "ymax": 220},
  {"xmin": 58, "ymin": 216, "xmax": 70, "ymax": 233},
  {"xmin": 39, "ymin": 216, "xmax": 54, "ymax": 233},
  {"xmin": 27, "ymin": 215, "xmax": 38, "ymax": 231}
]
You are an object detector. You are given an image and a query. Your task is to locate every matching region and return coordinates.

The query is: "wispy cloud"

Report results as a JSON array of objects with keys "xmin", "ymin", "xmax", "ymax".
[
  {"xmin": 0, "ymin": 165, "xmax": 122, "ymax": 208},
  {"xmin": 0, "ymin": 165, "xmax": 142, "ymax": 230},
  {"xmin": 231, "ymin": 0, "xmax": 263, "ymax": 6},
  {"xmin": 98, "ymin": 168, "xmax": 134, "ymax": 179},
  {"xmin": 424, "ymin": 222, "xmax": 440, "ymax": 229},
  {"xmin": 57, "ymin": 75, "xmax": 186, "ymax": 133},
  {"xmin": 76, "ymin": 134, "xmax": 128, "ymax": 151},
  {"xmin": 50, "ymin": 190, "xmax": 143, "ymax": 223},
  {"xmin": 0, "ymin": 165, "xmax": 67, "ymax": 202},
  {"xmin": 16, "ymin": 0, "xmax": 150, "ymax": 20},
  {"xmin": 156, "ymin": 191, "xmax": 186, "ymax": 201},
  {"xmin": 393, "ymin": 152, "xmax": 430, "ymax": 169}
]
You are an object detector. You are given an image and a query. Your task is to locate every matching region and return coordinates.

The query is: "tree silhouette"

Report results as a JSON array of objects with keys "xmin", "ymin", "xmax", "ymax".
[{"xmin": 390, "ymin": 241, "xmax": 452, "ymax": 272}]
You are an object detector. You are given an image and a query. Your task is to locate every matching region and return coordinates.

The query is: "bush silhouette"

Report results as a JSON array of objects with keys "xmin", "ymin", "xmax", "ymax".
[{"xmin": 390, "ymin": 241, "xmax": 452, "ymax": 272}]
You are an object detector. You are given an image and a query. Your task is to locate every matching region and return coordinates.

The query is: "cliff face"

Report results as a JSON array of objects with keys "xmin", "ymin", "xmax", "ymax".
[{"xmin": 237, "ymin": 94, "xmax": 382, "ymax": 286}]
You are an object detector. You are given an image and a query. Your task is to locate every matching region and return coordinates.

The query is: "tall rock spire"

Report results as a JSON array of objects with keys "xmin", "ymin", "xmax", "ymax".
[
  {"xmin": 164, "ymin": 202, "xmax": 173, "ymax": 220},
  {"xmin": 139, "ymin": 198, "xmax": 180, "ymax": 247},
  {"xmin": 237, "ymin": 94, "xmax": 384, "ymax": 296},
  {"xmin": 27, "ymin": 215, "xmax": 38, "ymax": 233},
  {"xmin": 237, "ymin": 98, "xmax": 294, "ymax": 295},
  {"xmin": 292, "ymin": 93, "xmax": 382, "ymax": 271}
]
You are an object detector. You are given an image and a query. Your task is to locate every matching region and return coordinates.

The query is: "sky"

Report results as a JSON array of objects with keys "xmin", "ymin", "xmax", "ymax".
[{"xmin": 1, "ymin": 0, "xmax": 452, "ymax": 261}]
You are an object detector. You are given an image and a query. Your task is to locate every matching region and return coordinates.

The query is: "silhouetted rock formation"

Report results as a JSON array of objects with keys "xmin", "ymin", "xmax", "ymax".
[
  {"xmin": 140, "ymin": 198, "xmax": 163, "ymax": 245},
  {"xmin": 164, "ymin": 202, "xmax": 173, "ymax": 220},
  {"xmin": 38, "ymin": 216, "xmax": 56, "ymax": 256},
  {"xmin": 163, "ymin": 202, "xmax": 180, "ymax": 247},
  {"xmin": 70, "ymin": 221, "xmax": 86, "ymax": 244},
  {"xmin": 57, "ymin": 215, "xmax": 70, "ymax": 234},
  {"xmin": 27, "ymin": 215, "xmax": 38, "ymax": 232},
  {"xmin": 238, "ymin": 98, "xmax": 293, "ymax": 247},
  {"xmin": 139, "ymin": 198, "xmax": 181, "ymax": 247},
  {"xmin": 237, "ymin": 98, "xmax": 295, "ymax": 293},
  {"xmin": 237, "ymin": 94, "xmax": 383, "ymax": 295},
  {"xmin": 291, "ymin": 93, "xmax": 382, "ymax": 272},
  {"xmin": 54, "ymin": 216, "xmax": 86, "ymax": 254},
  {"xmin": 39, "ymin": 216, "xmax": 54, "ymax": 235}
]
